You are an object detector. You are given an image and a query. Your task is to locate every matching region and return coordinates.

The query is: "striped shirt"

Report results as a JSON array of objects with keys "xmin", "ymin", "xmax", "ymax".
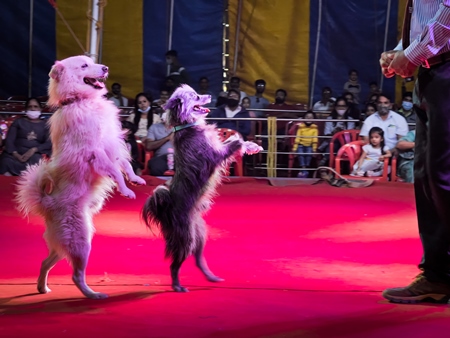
[{"xmin": 397, "ymin": 0, "xmax": 450, "ymax": 66}]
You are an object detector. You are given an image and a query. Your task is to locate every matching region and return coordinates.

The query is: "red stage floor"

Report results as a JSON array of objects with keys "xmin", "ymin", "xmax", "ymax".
[{"xmin": 0, "ymin": 176, "xmax": 449, "ymax": 338}]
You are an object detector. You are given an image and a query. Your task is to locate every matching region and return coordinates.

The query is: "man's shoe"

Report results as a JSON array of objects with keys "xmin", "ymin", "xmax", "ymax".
[{"xmin": 382, "ymin": 274, "xmax": 450, "ymax": 303}]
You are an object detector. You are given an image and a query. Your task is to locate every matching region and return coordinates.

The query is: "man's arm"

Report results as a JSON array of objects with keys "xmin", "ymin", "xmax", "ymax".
[
  {"xmin": 145, "ymin": 134, "xmax": 172, "ymax": 151},
  {"xmin": 405, "ymin": 1, "xmax": 450, "ymax": 66}
]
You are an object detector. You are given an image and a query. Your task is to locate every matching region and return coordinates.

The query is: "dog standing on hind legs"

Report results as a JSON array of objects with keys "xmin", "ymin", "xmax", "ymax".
[
  {"xmin": 15, "ymin": 55, "xmax": 146, "ymax": 299},
  {"xmin": 142, "ymin": 84, "xmax": 262, "ymax": 292}
]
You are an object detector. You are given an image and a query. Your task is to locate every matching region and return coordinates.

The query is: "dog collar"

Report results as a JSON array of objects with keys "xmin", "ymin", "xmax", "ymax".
[
  {"xmin": 59, "ymin": 97, "xmax": 81, "ymax": 106},
  {"xmin": 173, "ymin": 120, "xmax": 201, "ymax": 132}
]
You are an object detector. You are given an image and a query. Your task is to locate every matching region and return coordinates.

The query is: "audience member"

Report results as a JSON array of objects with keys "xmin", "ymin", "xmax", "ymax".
[
  {"xmin": 165, "ymin": 50, "xmax": 189, "ymax": 86},
  {"xmin": 292, "ymin": 111, "xmax": 318, "ymax": 178},
  {"xmin": 198, "ymin": 76, "xmax": 217, "ymax": 107},
  {"xmin": 360, "ymin": 93, "xmax": 408, "ymax": 151},
  {"xmin": 128, "ymin": 93, "xmax": 161, "ymax": 141},
  {"xmin": 397, "ymin": 91, "xmax": 416, "ymax": 131},
  {"xmin": 208, "ymin": 89, "xmax": 251, "ymax": 139},
  {"xmin": 0, "ymin": 97, "xmax": 52, "ymax": 176},
  {"xmin": 396, "ymin": 129, "xmax": 415, "ymax": 183},
  {"xmin": 248, "ymin": 79, "xmax": 270, "ymax": 116},
  {"xmin": 343, "ymin": 69, "xmax": 361, "ymax": 104},
  {"xmin": 145, "ymin": 112, "xmax": 174, "ymax": 176},
  {"xmin": 153, "ymin": 87, "xmax": 171, "ymax": 108},
  {"xmin": 108, "ymin": 82, "xmax": 129, "ymax": 107},
  {"xmin": 228, "ymin": 76, "xmax": 248, "ymax": 103},
  {"xmin": 121, "ymin": 120, "xmax": 141, "ymax": 175},
  {"xmin": 313, "ymin": 87, "xmax": 335, "ymax": 111},
  {"xmin": 351, "ymin": 126, "xmax": 391, "ymax": 177}
]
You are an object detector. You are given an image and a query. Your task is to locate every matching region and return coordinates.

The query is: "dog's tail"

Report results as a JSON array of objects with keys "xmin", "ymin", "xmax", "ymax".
[
  {"xmin": 15, "ymin": 160, "xmax": 53, "ymax": 217},
  {"xmin": 142, "ymin": 185, "xmax": 192, "ymax": 262}
]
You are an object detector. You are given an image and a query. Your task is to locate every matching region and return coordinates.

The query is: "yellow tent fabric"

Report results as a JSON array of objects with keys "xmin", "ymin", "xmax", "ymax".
[
  {"xmin": 55, "ymin": 1, "xmax": 143, "ymax": 99},
  {"xmin": 228, "ymin": 0, "xmax": 310, "ymax": 105}
]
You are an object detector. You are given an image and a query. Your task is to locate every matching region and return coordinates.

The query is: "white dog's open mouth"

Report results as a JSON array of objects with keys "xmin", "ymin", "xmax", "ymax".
[
  {"xmin": 83, "ymin": 77, "xmax": 106, "ymax": 90},
  {"xmin": 193, "ymin": 105, "xmax": 210, "ymax": 114}
]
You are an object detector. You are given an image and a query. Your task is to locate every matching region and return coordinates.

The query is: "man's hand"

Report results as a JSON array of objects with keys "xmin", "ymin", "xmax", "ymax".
[
  {"xmin": 380, "ymin": 50, "xmax": 397, "ymax": 78},
  {"xmin": 388, "ymin": 50, "xmax": 417, "ymax": 78},
  {"xmin": 21, "ymin": 147, "xmax": 38, "ymax": 162}
]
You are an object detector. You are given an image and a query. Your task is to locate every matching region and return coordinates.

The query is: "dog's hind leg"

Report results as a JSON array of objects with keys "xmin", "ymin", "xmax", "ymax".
[
  {"xmin": 37, "ymin": 250, "xmax": 62, "ymax": 294},
  {"xmin": 170, "ymin": 259, "xmax": 189, "ymax": 292},
  {"xmin": 69, "ymin": 243, "xmax": 108, "ymax": 299},
  {"xmin": 194, "ymin": 218, "xmax": 224, "ymax": 283}
]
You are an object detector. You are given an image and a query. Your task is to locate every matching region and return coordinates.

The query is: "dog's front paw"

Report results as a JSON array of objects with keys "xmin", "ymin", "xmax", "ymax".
[
  {"xmin": 119, "ymin": 187, "xmax": 136, "ymax": 199},
  {"xmin": 130, "ymin": 176, "xmax": 146, "ymax": 186},
  {"xmin": 243, "ymin": 141, "xmax": 263, "ymax": 155}
]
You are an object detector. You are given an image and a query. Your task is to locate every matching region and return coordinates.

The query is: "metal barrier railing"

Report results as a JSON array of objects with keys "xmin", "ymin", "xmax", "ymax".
[{"xmin": 0, "ymin": 109, "xmax": 416, "ymax": 177}]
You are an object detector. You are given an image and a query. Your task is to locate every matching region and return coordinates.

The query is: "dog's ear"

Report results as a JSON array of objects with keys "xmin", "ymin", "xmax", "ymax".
[
  {"xmin": 164, "ymin": 98, "xmax": 182, "ymax": 110},
  {"xmin": 49, "ymin": 61, "xmax": 64, "ymax": 81}
]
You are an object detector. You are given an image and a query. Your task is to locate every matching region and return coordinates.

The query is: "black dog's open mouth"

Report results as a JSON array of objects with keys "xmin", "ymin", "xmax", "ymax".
[
  {"xmin": 83, "ymin": 77, "xmax": 105, "ymax": 90},
  {"xmin": 193, "ymin": 105, "xmax": 210, "ymax": 114}
]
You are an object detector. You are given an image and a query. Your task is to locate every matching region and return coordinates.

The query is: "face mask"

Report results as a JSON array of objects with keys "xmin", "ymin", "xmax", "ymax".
[
  {"xmin": 26, "ymin": 111, "xmax": 41, "ymax": 119},
  {"xmin": 227, "ymin": 98, "xmax": 239, "ymax": 108},
  {"xmin": 138, "ymin": 106, "xmax": 151, "ymax": 113},
  {"xmin": 402, "ymin": 101, "xmax": 413, "ymax": 111},
  {"xmin": 336, "ymin": 109, "xmax": 346, "ymax": 116},
  {"xmin": 378, "ymin": 106, "xmax": 390, "ymax": 115},
  {"xmin": 161, "ymin": 112, "xmax": 168, "ymax": 122},
  {"xmin": 275, "ymin": 97, "xmax": 284, "ymax": 104}
]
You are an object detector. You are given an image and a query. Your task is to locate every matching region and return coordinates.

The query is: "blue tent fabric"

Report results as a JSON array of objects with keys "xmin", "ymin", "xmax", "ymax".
[
  {"xmin": 0, "ymin": 1, "xmax": 55, "ymax": 98},
  {"xmin": 143, "ymin": 0, "xmax": 224, "ymax": 98},
  {"xmin": 309, "ymin": 0, "xmax": 399, "ymax": 106}
]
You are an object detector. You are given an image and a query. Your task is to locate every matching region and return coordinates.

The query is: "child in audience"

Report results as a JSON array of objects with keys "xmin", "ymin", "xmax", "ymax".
[
  {"xmin": 351, "ymin": 126, "xmax": 391, "ymax": 177},
  {"xmin": 292, "ymin": 111, "xmax": 318, "ymax": 178}
]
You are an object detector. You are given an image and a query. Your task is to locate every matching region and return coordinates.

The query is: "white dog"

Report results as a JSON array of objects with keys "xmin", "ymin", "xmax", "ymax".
[{"xmin": 15, "ymin": 55, "xmax": 146, "ymax": 299}]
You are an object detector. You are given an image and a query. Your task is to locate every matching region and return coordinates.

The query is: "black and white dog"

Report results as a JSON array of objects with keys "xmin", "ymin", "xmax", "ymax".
[{"xmin": 142, "ymin": 84, "xmax": 262, "ymax": 292}]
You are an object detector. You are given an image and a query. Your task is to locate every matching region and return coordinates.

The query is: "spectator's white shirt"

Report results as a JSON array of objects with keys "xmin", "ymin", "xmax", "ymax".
[
  {"xmin": 313, "ymin": 98, "xmax": 336, "ymax": 111},
  {"xmin": 109, "ymin": 96, "xmax": 128, "ymax": 107},
  {"xmin": 360, "ymin": 111, "xmax": 409, "ymax": 149}
]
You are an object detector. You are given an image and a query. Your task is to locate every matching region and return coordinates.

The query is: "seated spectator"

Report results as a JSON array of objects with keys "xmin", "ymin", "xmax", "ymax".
[
  {"xmin": 248, "ymin": 79, "xmax": 270, "ymax": 116},
  {"xmin": 108, "ymin": 82, "xmax": 129, "ymax": 107},
  {"xmin": 228, "ymin": 76, "xmax": 248, "ymax": 103},
  {"xmin": 153, "ymin": 87, "xmax": 171, "ymax": 108},
  {"xmin": 208, "ymin": 89, "xmax": 251, "ymax": 139},
  {"xmin": 145, "ymin": 112, "xmax": 174, "ymax": 176},
  {"xmin": 317, "ymin": 97, "xmax": 356, "ymax": 166},
  {"xmin": 197, "ymin": 76, "xmax": 217, "ymax": 107},
  {"xmin": 396, "ymin": 129, "xmax": 415, "ymax": 183},
  {"xmin": 0, "ymin": 97, "xmax": 52, "ymax": 176},
  {"xmin": 362, "ymin": 103, "xmax": 377, "ymax": 120},
  {"xmin": 360, "ymin": 93, "xmax": 409, "ymax": 151},
  {"xmin": 351, "ymin": 127, "xmax": 391, "ymax": 177},
  {"xmin": 216, "ymin": 91, "xmax": 228, "ymax": 107},
  {"xmin": 343, "ymin": 91, "xmax": 361, "ymax": 120},
  {"xmin": 292, "ymin": 111, "xmax": 318, "ymax": 178},
  {"xmin": 397, "ymin": 91, "xmax": 416, "ymax": 131},
  {"xmin": 313, "ymin": 87, "xmax": 335, "ymax": 111},
  {"xmin": 127, "ymin": 92, "xmax": 161, "ymax": 141},
  {"xmin": 343, "ymin": 69, "xmax": 361, "ymax": 104},
  {"xmin": 267, "ymin": 89, "xmax": 296, "ymax": 112},
  {"xmin": 121, "ymin": 120, "xmax": 141, "ymax": 175},
  {"xmin": 165, "ymin": 50, "xmax": 189, "ymax": 86}
]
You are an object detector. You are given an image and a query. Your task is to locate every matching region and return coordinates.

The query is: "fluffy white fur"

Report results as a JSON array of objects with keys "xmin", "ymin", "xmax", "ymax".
[{"xmin": 15, "ymin": 55, "xmax": 146, "ymax": 299}]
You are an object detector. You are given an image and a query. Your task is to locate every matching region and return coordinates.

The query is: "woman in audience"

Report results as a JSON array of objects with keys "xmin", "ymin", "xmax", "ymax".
[
  {"xmin": 127, "ymin": 92, "xmax": 160, "ymax": 141},
  {"xmin": 318, "ymin": 97, "xmax": 356, "ymax": 166},
  {"xmin": 0, "ymin": 97, "xmax": 52, "ymax": 176},
  {"xmin": 362, "ymin": 102, "xmax": 377, "ymax": 120}
]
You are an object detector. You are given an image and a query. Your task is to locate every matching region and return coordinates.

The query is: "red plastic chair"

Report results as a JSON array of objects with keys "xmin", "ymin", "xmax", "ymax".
[
  {"xmin": 334, "ymin": 140, "xmax": 394, "ymax": 182},
  {"xmin": 329, "ymin": 129, "xmax": 360, "ymax": 168},
  {"xmin": 216, "ymin": 128, "xmax": 244, "ymax": 176},
  {"xmin": 137, "ymin": 141, "xmax": 174, "ymax": 176}
]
